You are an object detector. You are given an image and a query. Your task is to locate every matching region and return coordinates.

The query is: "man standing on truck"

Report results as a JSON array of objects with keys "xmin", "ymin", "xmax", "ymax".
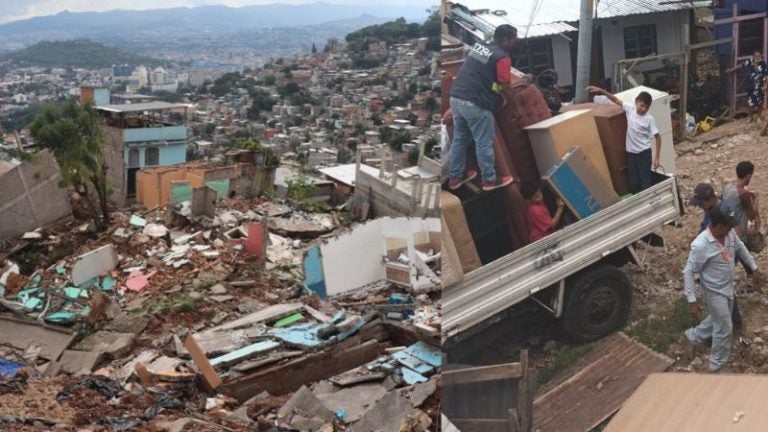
[
  {"xmin": 690, "ymin": 183, "xmax": 743, "ymax": 330},
  {"xmin": 448, "ymin": 24, "xmax": 517, "ymax": 192},
  {"xmin": 683, "ymin": 207, "xmax": 763, "ymax": 373},
  {"xmin": 586, "ymin": 86, "xmax": 661, "ymax": 194}
]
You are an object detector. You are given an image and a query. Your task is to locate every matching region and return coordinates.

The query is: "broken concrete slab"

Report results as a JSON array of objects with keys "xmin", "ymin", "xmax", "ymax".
[
  {"xmin": 73, "ymin": 331, "xmax": 135, "ymax": 358},
  {"xmin": 267, "ymin": 214, "xmax": 335, "ymax": 238},
  {"xmin": 0, "ymin": 316, "xmax": 76, "ymax": 361},
  {"xmin": 209, "ymin": 340, "xmax": 280, "ymax": 369},
  {"xmin": 58, "ymin": 350, "xmax": 103, "ymax": 375},
  {"xmin": 209, "ymin": 302, "xmax": 304, "ymax": 332},
  {"xmin": 316, "ymin": 384, "xmax": 387, "ymax": 423},
  {"xmin": 351, "ymin": 390, "xmax": 414, "ymax": 432},
  {"xmin": 209, "ymin": 284, "xmax": 228, "ymax": 295},
  {"xmin": 104, "ymin": 313, "xmax": 150, "ymax": 336},
  {"xmin": 71, "ymin": 244, "xmax": 118, "ymax": 286},
  {"xmin": 408, "ymin": 379, "xmax": 437, "ymax": 407},
  {"xmin": 209, "ymin": 295, "xmax": 235, "ymax": 303},
  {"xmin": 278, "ymin": 385, "xmax": 335, "ymax": 429}
]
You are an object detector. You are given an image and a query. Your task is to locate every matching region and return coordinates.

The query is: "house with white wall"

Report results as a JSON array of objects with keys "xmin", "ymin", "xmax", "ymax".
[{"xmin": 445, "ymin": 0, "xmax": 709, "ymax": 94}]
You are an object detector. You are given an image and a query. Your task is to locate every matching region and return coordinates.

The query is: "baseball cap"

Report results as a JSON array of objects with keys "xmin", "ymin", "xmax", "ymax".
[
  {"xmin": 689, "ymin": 183, "xmax": 716, "ymax": 206},
  {"xmin": 710, "ymin": 206, "xmax": 740, "ymax": 227}
]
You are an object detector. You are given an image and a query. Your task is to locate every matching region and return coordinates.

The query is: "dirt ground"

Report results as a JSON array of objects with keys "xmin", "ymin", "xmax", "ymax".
[
  {"xmin": 629, "ymin": 117, "xmax": 768, "ymax": 374},
  {"xmin": 446, "ymin": 117, "xmax": 768, "ymax": 381}
]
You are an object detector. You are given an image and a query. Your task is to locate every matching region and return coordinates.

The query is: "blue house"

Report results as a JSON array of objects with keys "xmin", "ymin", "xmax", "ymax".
[{"xmin": 96, "ymin": 101, "xmax": 189, "ymax": 206}]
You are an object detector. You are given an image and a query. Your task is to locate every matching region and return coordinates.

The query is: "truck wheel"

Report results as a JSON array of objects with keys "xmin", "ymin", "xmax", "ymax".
[{"xmin": 562, "ymin": 265, "xmax": 632, "ymax": 343}]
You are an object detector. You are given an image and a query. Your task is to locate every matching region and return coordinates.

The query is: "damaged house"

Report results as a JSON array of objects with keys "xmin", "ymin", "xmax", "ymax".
[{"xmin": 0, "ymin": 150, "xmax": 72, "ymax": 241}]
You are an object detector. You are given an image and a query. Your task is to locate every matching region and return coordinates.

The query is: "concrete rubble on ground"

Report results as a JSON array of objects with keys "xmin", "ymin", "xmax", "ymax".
[{"xmin": 0, "ymin": 195, "xmax": 440, "ymax": 431}]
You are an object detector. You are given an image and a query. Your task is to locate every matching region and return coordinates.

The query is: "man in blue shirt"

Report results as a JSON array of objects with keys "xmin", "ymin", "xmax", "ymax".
[{"xmin": 689, "ymin": 183, "xmax": 743, "ymax": 330}]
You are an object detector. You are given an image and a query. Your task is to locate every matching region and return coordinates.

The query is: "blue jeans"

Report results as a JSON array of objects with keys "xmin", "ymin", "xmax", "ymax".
[
  {"xmin": 627, "ymin": 149, "xmax": 652, "ymax": 194},
  {"xmin": 449, "ymin": 97, "xmax": 496, "ymax": 184}
]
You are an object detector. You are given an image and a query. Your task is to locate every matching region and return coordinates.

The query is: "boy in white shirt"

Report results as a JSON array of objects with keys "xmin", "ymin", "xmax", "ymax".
[{"xmin": 587, "ymin": 86, "xmax": 662, "ymax": 194}]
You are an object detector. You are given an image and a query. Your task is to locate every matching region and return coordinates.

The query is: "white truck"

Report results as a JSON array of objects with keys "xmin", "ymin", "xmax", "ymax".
[{"xmin": 443, "ymin": 174, "xmax": 683, "ymax": 344}]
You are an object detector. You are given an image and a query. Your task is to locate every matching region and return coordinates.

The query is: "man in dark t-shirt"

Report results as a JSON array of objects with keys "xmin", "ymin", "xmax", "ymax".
[{"xmin": 448, "ymin": 24, "xmax": 517, "ymax": 192}]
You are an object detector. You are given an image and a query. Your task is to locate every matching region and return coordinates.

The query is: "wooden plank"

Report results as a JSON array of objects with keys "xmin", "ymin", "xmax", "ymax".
[
  {"xmin": 232, "ymin": 350, "xmax": 303, "ymax": 372},
  {"xmin": 184, "ymin": 334, "xmax": 221, "ymax": 391},
  {"xmin": 606, "ymin": 373, "xmax": 768, "ymax": 431},
  {"xmin": 533, "ymin": 333, "xmax": 673, "ymax": 432},
  {"xmin": 713, "ymin": 11, "xmax": 767, "ymax": 25},
  {"xmin": 689, "ymin": 37, "xmax": 732, "ymax": 50},
  {"xmin": 208, "ymin": 302, "xmax": 303, "ymax": 332},
  {"xmin": 443, "ymin": 363, "xmax": 523, "ymax": 386},
  {"xmin": 517, "ymin": 350, "xmax": 532, "ymax": 432},
  {"xmin": 221, "ymin": 339, "xmax": 385, "ymax": 402},
  {"xmin": 451, "ymin": 418, "xmax": 511, "ymax": 432},
  {"xmin": 209, "ymin": 340, "xmax": 280, "ymax": 369}
]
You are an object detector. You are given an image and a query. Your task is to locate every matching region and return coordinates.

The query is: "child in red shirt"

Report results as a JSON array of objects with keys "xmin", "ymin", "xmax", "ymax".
[{"xmin": 522, "ymin": 182, "xmax": 565, "ymax": 243}]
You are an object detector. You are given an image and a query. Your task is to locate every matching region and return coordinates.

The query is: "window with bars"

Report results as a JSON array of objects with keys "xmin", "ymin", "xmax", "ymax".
[
  {"xmin": 145, "ymin": 147, "xmax": 159, "ymax": 166},
  {"xmin": 128, "ymin": 149, "xmax": 140, "ymax": 167},
  {"xmin": 624, "ymin": 24, "xmax": 657, "ymax": 59},
  {"xmin": 511, "ymin": 38, "xmax": 554, "ymax": 76}
]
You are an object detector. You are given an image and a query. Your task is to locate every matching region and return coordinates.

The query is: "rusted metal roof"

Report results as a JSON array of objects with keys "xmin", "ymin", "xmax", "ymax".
[
  {"xmin": 532, "ymin": 333, "xmax": 673, "ymax": 432},
  {"xmin": 448, "ymin": 0, "xmax": 712, "ymax": 39}
]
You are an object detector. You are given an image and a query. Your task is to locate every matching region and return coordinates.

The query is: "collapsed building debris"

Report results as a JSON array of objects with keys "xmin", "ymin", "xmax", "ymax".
[{"xmin": 0, "ymin": 193, "xmax": 441, "ymax": 430}]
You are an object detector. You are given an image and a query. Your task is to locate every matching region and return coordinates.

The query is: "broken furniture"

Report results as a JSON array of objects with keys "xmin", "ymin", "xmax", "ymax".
[
  {"xmin": 525, "ymin": 109, "xmax": 613, "ymax": 192},
  {"xmin": 442, "ymin": 350, "xmax": 533, "ymax": 432},
  {"xmin": 542, "ymin": 147, "xmax": 621, "ymax": 220}
]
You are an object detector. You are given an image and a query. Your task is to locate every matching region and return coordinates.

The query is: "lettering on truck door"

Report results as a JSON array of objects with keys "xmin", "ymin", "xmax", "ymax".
[{"xmin": 533, "ymin": 243, "xmax": 565, "ymax": 270}]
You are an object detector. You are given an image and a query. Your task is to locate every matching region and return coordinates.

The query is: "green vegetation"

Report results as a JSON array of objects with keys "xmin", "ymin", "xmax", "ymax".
[
  {"xmin": 209, "ymin": 72, "xmax": 241, "ymax": 97},
  {"xmin": 379, "ymin": 126, "xmax": 412, "ymax": 151},
  {"xmin": 537, "ymin": 343, "xmax": 595, "ymax": 385},
  {"xmin": 626, "ymin": 297, "xmax": 695, "ymax": 353},
  {"xmin": 248, "ymin": 90, "xmax": 277, "ymax": 119},
  {"xmin": 152, "ymin": 90, "xmax": 184, "ymax": 103},
  {"xmin": 30, "ymin": 99, "xmax": 111, "ymax": 229},
  {"xmin": 346, "ymin": 10, "xmax": 439, "ymax": 52},
  {"xmin": 4, "ymin": 40, "xmax": 161, "ymax": 68},
  {"xmin": 0, "ymin": 103, "xmax": 44, "ymax": 132}
]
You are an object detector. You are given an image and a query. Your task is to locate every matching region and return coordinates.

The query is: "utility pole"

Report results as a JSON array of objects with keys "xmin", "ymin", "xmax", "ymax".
[{"xmin": 574, "ymin": 0, "xmax": 593, "ymax": 103}]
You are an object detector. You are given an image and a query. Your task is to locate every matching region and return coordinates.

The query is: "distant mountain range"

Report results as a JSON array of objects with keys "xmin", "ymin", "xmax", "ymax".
[
  {"xmin": 0, "ymin": 2, "xmax": 428, "ymax": 41},
  {"xmin": 3, "ymin": 40, "xmax": 162, "ymax": 68}
]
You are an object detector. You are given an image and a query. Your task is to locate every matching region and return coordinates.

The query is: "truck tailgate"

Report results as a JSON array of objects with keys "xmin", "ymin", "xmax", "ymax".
[{"xmin": 443, "ymin": 176, "xmax": 681, "ymax": 338}]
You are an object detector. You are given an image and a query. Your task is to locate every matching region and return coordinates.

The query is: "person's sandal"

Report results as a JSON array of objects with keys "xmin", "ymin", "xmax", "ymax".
[
  {"xmin": 448, "ymin": 170, "xmax": 478, "ymax": 190},
  {"xmin": 481, "ymin": 175, "xmax": 514, "ymax": 191}
]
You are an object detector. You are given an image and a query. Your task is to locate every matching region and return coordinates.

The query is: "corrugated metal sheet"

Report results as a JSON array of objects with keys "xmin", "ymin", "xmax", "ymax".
[
  {"xmin": 449, "ymin": 0, "xmax": 712, "ymax": 38},
  {"xmin": 533, "ymin": 333, "xmax": 673, "ymax": 432}
]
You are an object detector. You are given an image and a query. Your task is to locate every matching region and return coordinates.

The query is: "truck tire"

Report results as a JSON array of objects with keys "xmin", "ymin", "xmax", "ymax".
[{"xmin": 562, "ymin": 265, "xmax": 632, "ymax": 343}]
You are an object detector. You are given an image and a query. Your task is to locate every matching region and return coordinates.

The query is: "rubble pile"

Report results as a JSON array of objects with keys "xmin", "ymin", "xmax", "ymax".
[{"xmin": 0, "ymin": 195, "xmax": 441, "ymax": 431}]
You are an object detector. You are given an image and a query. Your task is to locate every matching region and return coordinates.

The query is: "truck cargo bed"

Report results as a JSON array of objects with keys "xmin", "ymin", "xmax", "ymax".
[{"xmin": 443, "ymin": 175, "xmax": 681, "ymax": 338}]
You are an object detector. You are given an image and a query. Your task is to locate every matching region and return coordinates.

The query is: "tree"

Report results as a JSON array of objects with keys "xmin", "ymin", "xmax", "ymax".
[
  {"xmin": 264, "ymin": 75, "xmax": 277, "ymax": 86},
  {"xmin": 337, "ymin": 148, "xmax": 353, "ymax": 164},
  {"xmin": 312, "ymin": 43, "xmax": 318, "ymax": 54},
  {"xmin": 30, "ymin": 99, "xmax": 110, "ymax": 229}
]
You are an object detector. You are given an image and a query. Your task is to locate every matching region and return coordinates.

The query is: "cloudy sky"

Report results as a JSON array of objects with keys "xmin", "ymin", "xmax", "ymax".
[{"xmin": 1, "ymin": 0, "xmax": 432, "ymax": 24}]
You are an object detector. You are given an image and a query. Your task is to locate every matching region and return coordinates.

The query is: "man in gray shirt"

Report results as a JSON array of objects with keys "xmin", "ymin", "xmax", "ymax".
[{"xmin": 684, "ymin": 208, "xmax": 764, "ymax": 372}]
